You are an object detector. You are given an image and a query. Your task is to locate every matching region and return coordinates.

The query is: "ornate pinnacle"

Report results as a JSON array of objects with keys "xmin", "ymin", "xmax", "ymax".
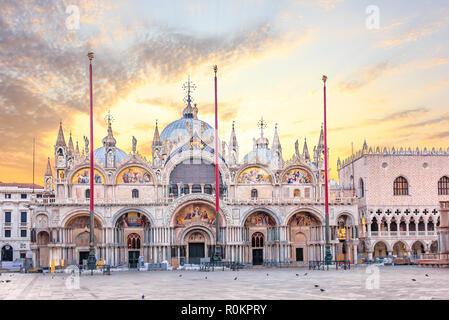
[
  {"xmin": 213, "ymin": 65, "xmax": 218, "ymax": 74},
  {"xmin": 87, "ymin": 52, "xmax": 94, "ymax": 61}
]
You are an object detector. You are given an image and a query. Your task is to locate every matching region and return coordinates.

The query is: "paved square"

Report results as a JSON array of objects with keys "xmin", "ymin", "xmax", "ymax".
[{"xmin": 0, "ymin": 266, "xmax": 448, "ymax": 300}]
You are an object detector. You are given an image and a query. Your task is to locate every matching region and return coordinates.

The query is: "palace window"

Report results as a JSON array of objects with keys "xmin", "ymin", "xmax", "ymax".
[
  {"xmin": 85, "ymin": 189, "xmax": 90, "ymax": 199},
  {"xmin": 438, "ymin": 176, "xmax": 449, "ymax": 195},
  {"xmin": 132, "ymin": 189, "xmax": 139, "ymax": 199},
  {"xmin": 359, "ymin": 178, "xmax": 365, "ymax": 197},
  {"xmin": 393, "ymin": 176, "xmax": 409, "ymax": 195},
  {"xmin": 251, "ymin": 188, "xmax": 258, "ymax": 199}
]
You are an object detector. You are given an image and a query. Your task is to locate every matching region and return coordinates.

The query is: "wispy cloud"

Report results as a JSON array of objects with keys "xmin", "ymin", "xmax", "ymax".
[
  {"xmin": 380, "ymin": 15, "xmax": 449, "ymax": 48},
  {"xmin": 338, "ymin": 62, "xmax": 392, "ymax": 92}
]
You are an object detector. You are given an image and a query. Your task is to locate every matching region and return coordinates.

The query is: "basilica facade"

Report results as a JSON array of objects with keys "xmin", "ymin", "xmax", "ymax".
[{"xmin": 29, "ymin": 85, "xmax": 358, "ymax": 268}]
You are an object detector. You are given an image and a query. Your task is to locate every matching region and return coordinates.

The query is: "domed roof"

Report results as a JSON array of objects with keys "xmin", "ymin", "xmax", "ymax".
[
  {"xmin": 243, "ymin": 148, "xmax": 272, "ymax": 165},
  {"xmin": 94, "ymin": 147, "xmax": 128, "ymax": 165},
  {"xmin": 160, "ymin": 117, "xmax": 214, "ymax": 146}
]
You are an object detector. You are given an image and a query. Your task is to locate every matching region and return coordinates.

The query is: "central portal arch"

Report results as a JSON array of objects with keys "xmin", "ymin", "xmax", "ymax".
[
  {"xmin": 182, "ymin": 228, "xmax": 213, "ymax": 264},
  {"xmin": 172, "ymin": 201, "xmax": 225, "ymax": 265}
]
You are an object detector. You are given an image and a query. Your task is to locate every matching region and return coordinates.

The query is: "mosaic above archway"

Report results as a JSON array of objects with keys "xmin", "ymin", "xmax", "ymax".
[
  {"xmin": 116, "ymin": 212, "xmax": 151, "ymax": 228},
  {"xmin": 237, "ymin": 167, "xmax": 272, "ymax": 184},
  {"xmin": 289, "ymin": 212, "xmax": 320, "ymax": 227},
  {"xmin": 66, "ymin": 215, "xmax": 102, "ymax": 228},
  {"xmin": 116, "ymin": 167, "xmax": 153, "ymax": 184},
  {"xmin": 71, "ymin": 168, "xmax": 104, "ymax": 184},
  {"xmin": 282, "ymin": 168, "xmax": 312, "ymax": 184},
  {"xmin": 174, "ymin": 204, "xmax": 216, "ymax": 227},
  {"xmin": 245, "ymin": 212, "xmax": 276, "ymax": 227}
]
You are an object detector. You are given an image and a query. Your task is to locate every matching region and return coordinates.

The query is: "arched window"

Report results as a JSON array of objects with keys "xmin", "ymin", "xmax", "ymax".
[
  {"xmin": 127, "ymin": 233, "xmax": 141, "ymax": 249},
  {"xmin": 169, "ymin": 184, "xmax": 178, "ymax": 197},
  {"xmin": 251, "ymin": 232, "xmax": 264, "ymax": 248},
  {"xmin": 251, "ymin": 188, "xmax": 258, "ymax": 199},
  {"xmin": 85, "ymin": 189, "xmax": 90, "ymax": 199},
  {"xmin": 204, "ymin": 184, "xmax": 212, "ymax": 195},
  {"xmin": 191, "ymin": 184, "xmax": 202, "ymax": 193},
  {"xmin": 393, "ymin": 176, "xmax": 409, "ymax": 195},
  {"xmin": 359, "ymin": 178, "xmax": 365, "ymax": 197},
  {"xmin": 180, "ymin": 184, "xmax": 190, "ymax": 195},
  {"xmin": 438, "ymin": 176, "xmax": 449, "ymax": 195},
  {"xmin": 132, "ymin": 189, "xmax": 139, "ymax": 198}
]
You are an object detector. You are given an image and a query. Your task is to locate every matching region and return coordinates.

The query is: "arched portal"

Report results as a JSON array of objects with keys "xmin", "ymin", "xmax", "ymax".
[
  {"xmin": 393, "ymin": 241, "xmax": 407, "ymax": 257},
  {"xmin": 412, "ymin": 241, "xmax": 424, "ymax": 258},
  {"xmin": 115, "ymin": 212, "xmax": 151, "ymax": 268},
  {"xmin": 288, "ymin": 212, "xmax": 321, "ymax": 263},
  {"xmin": 36, "ymin": 231, "xmax": 50, "ymax": 267},
  {"xmin": 244, "ymin": 211, "xmax": 276, "ymax": 265},
  {"xmin": 373, "ymin": 241, "xmax": 387, "ymax": 258},
  {"xmin": 172, "ymin": 201, "xmax": 224, "ymax": 265},
  {"xmin": 183, "ymin": 229, "xmax": 213, "ymax": 264},
  {"xmin": 1, "ymin": 245, "xmax": 13, "ymax": 262},
  {"xmin": 251, "ymin": 232, "xmax": 264, "ymax": 265},
  {"xmin": 65, "ymin": 214, "xmax": 103, "ymax": 264}
]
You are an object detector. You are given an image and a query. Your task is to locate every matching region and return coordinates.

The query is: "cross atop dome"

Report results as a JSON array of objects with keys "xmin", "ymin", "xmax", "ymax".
[
  {"xmin": 105, "ymin": 110, "xmax": 115, "ymax": 128},
  {"xmin": 257, "ymin": 116, "xmax": 267, "ymax": 138},
  {"xmin": 182, "ymin": 76, "xmax": 196, "ymax": 105},
  {"xmin": 182, "ymin": 76, "xmax": 197, "ymax": 119}
]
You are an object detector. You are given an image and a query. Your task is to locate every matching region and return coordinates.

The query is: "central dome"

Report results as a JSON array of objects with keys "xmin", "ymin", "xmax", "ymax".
[{"xmin": 160, "ymin": 117, "xmax": 214, "ymax": 146}]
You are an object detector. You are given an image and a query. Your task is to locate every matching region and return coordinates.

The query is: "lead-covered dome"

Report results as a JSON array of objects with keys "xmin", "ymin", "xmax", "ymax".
[{"xmin": 160, "ymin": 117, "xmax": 214, "ymax": 146}]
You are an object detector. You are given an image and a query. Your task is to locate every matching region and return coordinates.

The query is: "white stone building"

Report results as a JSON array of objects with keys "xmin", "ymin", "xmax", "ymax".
[
  {"xmin": 0, "ymin": 182, "xmax": 44, "ymax": 266},
  {"xmin": 338, "ymin": 142, "xmax": 447, "ymax": 260}
]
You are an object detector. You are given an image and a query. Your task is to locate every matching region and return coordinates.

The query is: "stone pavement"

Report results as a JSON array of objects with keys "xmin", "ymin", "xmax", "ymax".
[{"xmin": 0, "ymin": 265, "xmax": 448, "ymax": 300}]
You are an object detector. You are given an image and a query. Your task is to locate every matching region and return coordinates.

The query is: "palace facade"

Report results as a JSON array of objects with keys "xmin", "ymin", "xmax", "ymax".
[
  {"xmin": 338, "ymin": 142, "xmax": 448, "ymax": 260},
  {"xmin": 29, "ymin": 84, "xmax": 358, "ymax": 268}
]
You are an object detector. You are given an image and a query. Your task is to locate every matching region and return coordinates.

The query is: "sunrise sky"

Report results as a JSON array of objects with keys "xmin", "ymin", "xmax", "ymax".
[{"xmin": 1, "ymin": 0, "xmax": 449, "ymax": 184}]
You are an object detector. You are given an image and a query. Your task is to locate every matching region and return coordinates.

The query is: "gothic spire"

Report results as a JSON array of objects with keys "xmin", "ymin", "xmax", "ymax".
[
  {"xmin": 55, "ymin": 121, "xmax": 66, "ymax": 147},
  {"xmin": 318, "ymin": 123, "xmax": 324, "ymax": 148},
  {"xmin": 75, "ymin": 141, "xmax": 80, "ymax": 156},
  {"xmin": 303, "ymin": 137, "xmax": 310, "ymax": 161},
  {"xmin": 68, "ymin": 131, "xmax": 74, "ymax": 155},
  {"xmin": 229, "ymin": 120, "xmax": 238, "ymax": 147},
  {"xmin": 272, "ymin": 123, "xmax": 281, "ymax": 149},
  {"xmin": 152, "ymin": 120, "xmax": 161, "ymax": 147},
  {"xmin": 45, "ymin": 157, "xmax": 53, "ymax": 177}
]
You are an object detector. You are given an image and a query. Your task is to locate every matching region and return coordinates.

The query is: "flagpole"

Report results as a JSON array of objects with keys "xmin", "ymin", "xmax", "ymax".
[
  {"xmin": 87, "ymin": 52, "xmax": 97, "ymax": 272},
  {"xmin": 213, "ymin": 65, "xmax": 222, "ymax": 262},
  {"xmin": 323, "ymin": 75, "xmax": 332, "ymax": 265}
]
